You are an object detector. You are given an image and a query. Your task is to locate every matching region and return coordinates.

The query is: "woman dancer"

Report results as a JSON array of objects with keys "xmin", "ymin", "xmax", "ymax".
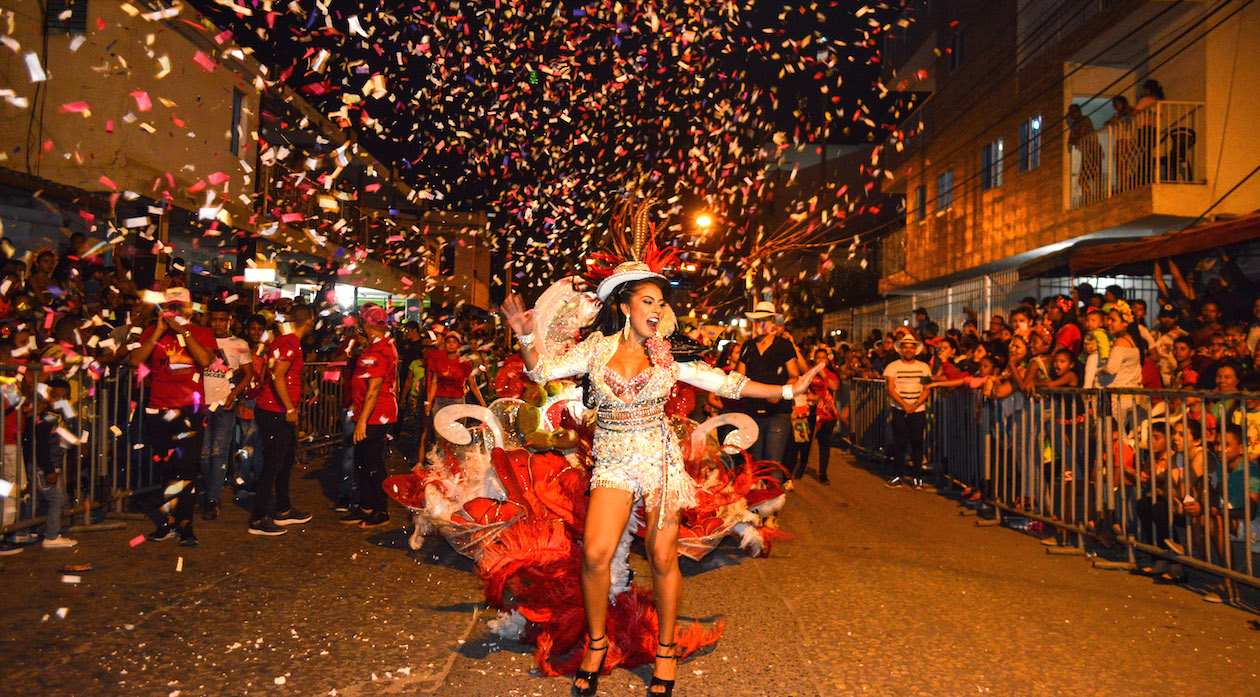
[{"xmin": 501, "ymin": 263, "xmax": 823, "ymax": 697}]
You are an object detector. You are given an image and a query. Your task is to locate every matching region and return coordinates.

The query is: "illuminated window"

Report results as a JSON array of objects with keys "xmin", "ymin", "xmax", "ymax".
[
  {"xmin": 981, "ymin": 138, "xmax": 1004, "ymax": 190},
  {"xmin": 936, "ymin": 170, "xmax": 954, "ymax": 211},
  {"xmin": 1019, "ymin": 116, "xmax": 1042, "ymax": 172}
]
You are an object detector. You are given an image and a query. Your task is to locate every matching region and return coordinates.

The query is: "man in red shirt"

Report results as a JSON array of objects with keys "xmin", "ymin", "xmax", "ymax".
[
  {"xmin": 129, "ymin": 287, "xmax": 217, "ymax": 546},
  {"xmin": 340, "ymin": 306, "xmax": 398, "ymax": 528},
  {"xmin": 249, "ymin": 304, "xmax": 316, "ymax": 536}
]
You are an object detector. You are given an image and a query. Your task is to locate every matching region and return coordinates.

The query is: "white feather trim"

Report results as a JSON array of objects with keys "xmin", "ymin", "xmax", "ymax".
[
  {"xmin": 607, "ymin": 506, "xmax": 643, "ymax": 600},
  {"xmin": 487, "ymin": 610, "xmax": 528, "ymax": 641},
  {"xmin": 748, "ymin": 493, "xmax": 786, "ymax": 517},
  {"xmin": 732, "ymin": 522, "xmax": 765, "ymax": 557}
]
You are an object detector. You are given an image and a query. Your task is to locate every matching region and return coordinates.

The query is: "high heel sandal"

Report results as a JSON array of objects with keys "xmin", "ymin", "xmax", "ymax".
[
  {"xmin": 572, "ymin": 634, "xmax": 609, "ymax": 697},
  {"xmin": 648, "ymin": 641, "xmax": 676, "ymax": 696}
]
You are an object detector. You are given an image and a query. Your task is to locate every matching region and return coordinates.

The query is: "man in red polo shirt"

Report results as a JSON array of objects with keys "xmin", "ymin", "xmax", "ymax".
[
  {"xmin": 129, "ymin": 287, "xmax": 217, "ymax": 546},
  {"xmin": 249, "ymin": 303, "xmax": 315, "ymax": 536},
  {"xmin": 339, "ymin": 306, "xmax": 398, "ymax": 529}
]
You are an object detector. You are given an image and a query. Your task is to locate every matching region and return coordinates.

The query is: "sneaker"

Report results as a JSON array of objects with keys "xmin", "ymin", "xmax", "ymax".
[
  {"xmin": 147, "ymin": 524, "xmax": 176, "ymax": 542},
  {"xmin": 248, "ymin": 518, "xmax": 287, "ymax": 536},
  {"xmin": 273, "ymin": 508, "xmax": 313, "ymax": 526},
  {"xmin": 339, "ymin": 507, "xmax": 369, "ymax": 525},
  {"xmin": 202, "ymin": 501, "xmax": 219, "ymax": 521},
  {"xmin": 884, "ymin": 477, "xmax": 904, "ymax": 489},
  {"xmin": 333, "ymin": 496, "xmax": 353, "ymax": 513},
  {"xmin": 360, "ymin": 510, "xmax": 391, "ymax": 529},
  {"xmin": 0, "ymin": 541, "xmax": 24, "ymax": 556},
  {"xmin": 42, "ymin": 536, "xmax": 78, "ymax": 549},
  {"xmin": 11, "ymin": 531, "xmax": 37, "ymax": 545},
  {"xmin": 178, "ymin": 531, "xmax": 199, "ymax": 547}
]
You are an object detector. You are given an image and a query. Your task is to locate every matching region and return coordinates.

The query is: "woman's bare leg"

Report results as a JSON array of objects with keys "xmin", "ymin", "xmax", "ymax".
[
  {"xmin": 575, "ymin": 486, "xmax": 634, "ymax": 688},
  {"xmin": 644, "ymin": 502, "xmax": 682, "ymax": 692}
]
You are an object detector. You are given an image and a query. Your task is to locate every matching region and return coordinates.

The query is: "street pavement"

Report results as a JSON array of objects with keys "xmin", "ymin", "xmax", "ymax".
[{"xmin": 3, "ymin": 448, "xmax": 1260, "ymax": 697}]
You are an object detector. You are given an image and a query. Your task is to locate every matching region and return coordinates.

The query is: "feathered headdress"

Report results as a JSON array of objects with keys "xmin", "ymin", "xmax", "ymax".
[{"xmin": 587, "ymin": 195, "xmax": 680, "ymax": 301}]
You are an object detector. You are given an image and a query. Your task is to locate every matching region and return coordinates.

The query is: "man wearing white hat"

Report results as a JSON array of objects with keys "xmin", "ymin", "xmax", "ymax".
[
  {"xmin": 883, "ymin": 335, "xmax": 934, "ymax": 489},
  {"xmin": 735, "ymin": 301, "xmax": 801, "ymax": 474}
]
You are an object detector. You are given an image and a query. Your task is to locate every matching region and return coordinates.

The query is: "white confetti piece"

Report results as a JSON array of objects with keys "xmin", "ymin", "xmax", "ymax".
[{"xmin": 24, "ymin": 52, "xmax": 46, "ymax": 82}]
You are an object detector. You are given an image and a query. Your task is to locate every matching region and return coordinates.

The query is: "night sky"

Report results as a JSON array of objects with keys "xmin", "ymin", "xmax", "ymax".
[{"xmin": 187, "ymin": 0, "xmax": 911, "ymax": 305}]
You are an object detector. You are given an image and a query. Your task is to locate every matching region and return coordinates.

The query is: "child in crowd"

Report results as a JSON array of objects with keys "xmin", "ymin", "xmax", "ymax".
[
  {"xmin": 34, "ymin": 378, "xmax": 76, "ymax": 549},
  {"xmin": 1082, "ymin": 307, "xmax": 1111, "ymax": 362}
]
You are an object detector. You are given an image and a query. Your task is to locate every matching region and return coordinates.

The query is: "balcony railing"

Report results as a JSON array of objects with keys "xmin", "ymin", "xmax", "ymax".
[{"xmin": 1069, "ymin": 100, "xmax": 1205, "ymax": 211}]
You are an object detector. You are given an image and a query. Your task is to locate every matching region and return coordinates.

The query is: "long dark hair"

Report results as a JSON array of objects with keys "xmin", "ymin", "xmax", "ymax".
[
  {"xmin": 582, "ymin": 276, "xmax": 673, "ymax": 339},
  {"xmin": 578, "ymin": 276, "xmax": 709, "ymax": 407}
]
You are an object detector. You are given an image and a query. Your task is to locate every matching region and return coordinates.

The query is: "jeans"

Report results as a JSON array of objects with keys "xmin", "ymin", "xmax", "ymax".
[
  {"xmin": 354, "ymin": 423, "xmax": 390, "ymax": 513},
  {"xmin": 1, "ymin": 444, "xmax": 21, "ymax": 527},
  {"xmin": 252, "ymin": 409, "xmax": 295, "ymax": 521},
  {"xmin": 788, "ymin": 407, "xmax": 836, "ymax": 480},
  {"xmin": 237, "ymin": 412, "xmax": 264, "ymax": 489},
  {"xmin": 200, "ymin": 408, "xmax": 237, "ymax": 504},
  {"xmin": 889, "ymin": 409, "xmax": 926, "ymax": 478},
  {"xmin": 339, "ymin": 410, "xmax": 358, "ymax": 501},
  {"xmin": 749, "ymin": 413, "xmax": 791, "ymax": 480},
  {"xmin": 35, "ymin": 472, "xmax": 67, "ymax": 540},
  {"xmin": 146, "ymin": 407, "xmax": 206, "ymax": 530}
]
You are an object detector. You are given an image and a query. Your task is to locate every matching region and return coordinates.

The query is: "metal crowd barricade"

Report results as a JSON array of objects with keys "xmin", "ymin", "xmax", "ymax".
[
  {"xmin": 1, "ymin": 361, "xmax": 160, "ymax": 537},
  {"xmin": 846, "ymin": 378, "xmax": 892, "ymax": 460},
  {"xmin": 295, "ymin": 361, "xmax": 346, "ymax": 464},
  {"xmin": 844, "ymin": 375, "xmax": 1260, "ymax": 589}
]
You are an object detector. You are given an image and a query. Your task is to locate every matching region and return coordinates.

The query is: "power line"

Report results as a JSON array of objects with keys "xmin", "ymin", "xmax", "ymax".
[
  {"xmin": 818, "ymin": 0, "xmax": 1247, "ymax": 260},
  {"xmin": 919, "ymin": 0, "xmax": 1250, "ymax": 225},
  {"xmin": 1092, "ymin": 161, "xmax": 1260, "ymax": 276}
]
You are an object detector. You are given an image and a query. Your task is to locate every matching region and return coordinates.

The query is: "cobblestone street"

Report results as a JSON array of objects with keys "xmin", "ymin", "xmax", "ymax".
[{"xmin": 4, "ymin": 449, "xmax": 1259, "ymax": 697}]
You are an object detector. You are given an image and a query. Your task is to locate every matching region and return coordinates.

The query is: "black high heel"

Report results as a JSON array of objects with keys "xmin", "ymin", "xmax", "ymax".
[
  {"xmin": 572, "ymin": 634, "xmax": 609, "ymax": 697},
  {"xmin": 648, "ymin": 641, "xmax": 676, "ymax": 696}
]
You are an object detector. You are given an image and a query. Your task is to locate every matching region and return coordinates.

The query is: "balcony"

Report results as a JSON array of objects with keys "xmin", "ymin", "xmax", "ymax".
[{"xmin": 1069, "ymin": 100, "xmax": 1205, "ymax": 211}]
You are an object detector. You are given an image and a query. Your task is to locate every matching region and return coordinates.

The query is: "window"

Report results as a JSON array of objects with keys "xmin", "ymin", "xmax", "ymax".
[
  {"xmin": 230, "ymin": 89, "xmax": 244, "ymax": 156},
  {"xmin": 935, "ymin": 170, "xmax": 954, "ymax": 211},
  {"xmin": 981, "ymin": 138, "xmax": 1004, "ymax": 190},
  {"xmin": 439, "ymin": 243, "xmax": 456, "ymax": 276},
  {"xmin": 1019, "ymin": 116, "xmax": 1042, "ymax": 172},
  {"xmin": 914, "ymin": 184, "xmax": 927, "ymax": 222},
  {"xmin": 45, "ymin": 0, "xmax": 88, "ymax": 35},
  {"xmin": 948, "ymin": 30, "xmax": 964, "ymax": 71}
]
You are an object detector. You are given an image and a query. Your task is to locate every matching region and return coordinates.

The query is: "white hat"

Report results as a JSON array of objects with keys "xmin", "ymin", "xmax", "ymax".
[
  {"xmin": 895, "ymin": 334, "xmax": 921, "ymax": 348},
  {"xmin": 163, "ymin": 287, "xmax": 191, "ymax": 305},
  {"xmin": 745, "ymin": 301, "xmax": 781, "ymax": 321},
  {"xmin": 596, "ymin": 261, "xmax": 666, "ymax": 302}
]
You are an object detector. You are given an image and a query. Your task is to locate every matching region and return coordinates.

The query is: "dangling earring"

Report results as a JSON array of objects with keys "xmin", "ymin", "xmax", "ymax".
[{"xmin": 621, "ymin": 316, "xmax": 632, "ymax": 342}]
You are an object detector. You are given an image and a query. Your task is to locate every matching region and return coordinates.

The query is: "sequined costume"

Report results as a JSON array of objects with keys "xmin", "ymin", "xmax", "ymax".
[{"xmin": 525, "ymin": 332, "xmax": 748, "ymax": 525}]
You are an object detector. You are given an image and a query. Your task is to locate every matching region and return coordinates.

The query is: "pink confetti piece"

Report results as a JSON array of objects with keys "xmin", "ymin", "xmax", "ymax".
[
  {"xmin": 98, "ymin": 175, "xmax": 118, "ymax": 190},
  {"xmin": 130, "ymin": 91, "xmax": 152, "ymax": 112},
  {"xmin": 129, "ymin": 535, "xmax": 145, "ymax": 547},
  {"xmin": 192, "ymin": 51, "xmax": 217, "ymax": 72},
  {"xmin": 59, "ymin": 101, "xmax": 91, "ymax": 114}
]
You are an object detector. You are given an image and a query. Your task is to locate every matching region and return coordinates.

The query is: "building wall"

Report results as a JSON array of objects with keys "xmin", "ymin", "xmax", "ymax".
[
  {"xmin": 882, "ymin": 1, "xmax": 1260, "ymax": 294},
  {"xmin": 0, "ymin": 1, "xmax": 260, "ymax": 221}
]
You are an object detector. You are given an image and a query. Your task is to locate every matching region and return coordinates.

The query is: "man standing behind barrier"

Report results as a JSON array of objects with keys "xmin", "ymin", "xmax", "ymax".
[
  {"xmin": 341, "ymin": 306, "xmax": 398, "ymax": 529},
  {"xmin": 736, "ymin": 301, "xmax": 800, "ymax": 475},
  {"xmin": 130, "ymin": 287, "xmax": 217, "ymax": 546},
  {"xmin": 884, "ymin": 335, "xmax": 933, "ymax": 489},
  {"xmin": 249, "ymin": 304, "xmax": 315, "ymax": 536},
  {"xmin": 201, "ymin": 302, "xmax": 255, "ymax": 521}
]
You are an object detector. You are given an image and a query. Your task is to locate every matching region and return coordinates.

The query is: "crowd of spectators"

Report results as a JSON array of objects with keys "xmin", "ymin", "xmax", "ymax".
[
  {"xmin": 0, "ymin": 236, "xmax": 501, "ymax": 557},
  {"xmin": 832, "ymin": 257, "xmax": 1260, "ymax": 604}
]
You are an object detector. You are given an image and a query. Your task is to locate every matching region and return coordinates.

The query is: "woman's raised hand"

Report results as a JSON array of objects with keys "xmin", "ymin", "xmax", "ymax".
[
  {"xmin": 500, "ymin": 293, "xmax": 535, "ymax": 338},
  {"xmin": 791, "ymin": 361, "xmax": 827, "ymax": 397}
]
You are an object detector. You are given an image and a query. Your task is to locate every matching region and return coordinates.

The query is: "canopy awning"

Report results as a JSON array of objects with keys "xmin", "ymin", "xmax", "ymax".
[{"xmin": 1018, "ymin": 212, "xmax": 1260, "ymax": 279}]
